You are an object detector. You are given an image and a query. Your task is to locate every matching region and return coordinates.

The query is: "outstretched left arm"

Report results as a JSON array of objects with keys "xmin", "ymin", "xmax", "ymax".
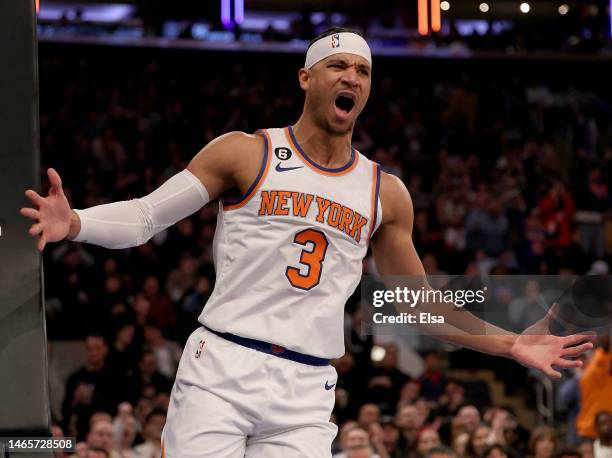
[{"xmin": 370, "ymin": 171, "xmax": 594, "ymax": 378}]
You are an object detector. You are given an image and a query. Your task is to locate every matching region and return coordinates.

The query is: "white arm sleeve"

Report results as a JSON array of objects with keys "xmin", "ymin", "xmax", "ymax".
[{"xmin": 72, "ymin": 169, "xmax": 209, "ymax": 249}]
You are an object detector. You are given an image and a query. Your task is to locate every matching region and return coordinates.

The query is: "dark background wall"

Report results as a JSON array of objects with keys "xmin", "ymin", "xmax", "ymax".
[{"xmin": 0, "ymin": 0, "xmax": 52, "ymax": 448}]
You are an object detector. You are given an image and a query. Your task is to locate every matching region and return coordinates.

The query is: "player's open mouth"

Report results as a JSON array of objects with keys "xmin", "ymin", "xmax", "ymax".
[{"xmin": 334, "ymin": 95, "xmax": 355, "ymax": 114}]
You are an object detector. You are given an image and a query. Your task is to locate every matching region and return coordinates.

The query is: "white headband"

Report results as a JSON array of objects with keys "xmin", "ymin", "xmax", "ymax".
[{"xmin": 305, "ymin": 32, "xmax": 372, "ymax": 69}]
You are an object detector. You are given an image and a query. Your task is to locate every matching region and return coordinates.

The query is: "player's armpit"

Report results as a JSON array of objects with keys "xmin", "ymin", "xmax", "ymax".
[{"xmin": 186, "ymin": 131, "xmax": 265, "ymax": 201}]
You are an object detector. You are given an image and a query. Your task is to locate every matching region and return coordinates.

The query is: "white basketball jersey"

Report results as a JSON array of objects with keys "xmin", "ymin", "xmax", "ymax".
[{"xmin": 199, "ymin": 126, "xmax": 382, "ymax": 359}]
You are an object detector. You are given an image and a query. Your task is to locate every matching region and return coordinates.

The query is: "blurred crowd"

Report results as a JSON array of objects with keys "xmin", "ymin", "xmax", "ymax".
[
  {"xmin": 38, "ymin": 45, "xmax": 612, "ymax": 458},
  {"xmin": 40, "ymin": 1, "xmax": 612, "ymax": 56}
]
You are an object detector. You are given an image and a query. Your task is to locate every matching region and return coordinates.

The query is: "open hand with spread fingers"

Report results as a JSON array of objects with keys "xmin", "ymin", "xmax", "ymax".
[
  {"xmin": 509, "ymin": 302, "xmax": 596, "ymax": 378},
  {"xmin": 20, "ymin": 168, "xmax": 72, "ymax": 251}
]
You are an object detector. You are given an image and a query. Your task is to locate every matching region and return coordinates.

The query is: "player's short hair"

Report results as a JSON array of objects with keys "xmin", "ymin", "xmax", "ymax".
[{"xmin": 308, "ymin": 27, "xmax": 363, "ymax": 49}]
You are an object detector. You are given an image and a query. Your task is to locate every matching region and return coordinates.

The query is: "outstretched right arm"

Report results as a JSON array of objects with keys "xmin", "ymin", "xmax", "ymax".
[{"xmin": 21, "ymin": 131, "xmax": 263, "ymax": 251}]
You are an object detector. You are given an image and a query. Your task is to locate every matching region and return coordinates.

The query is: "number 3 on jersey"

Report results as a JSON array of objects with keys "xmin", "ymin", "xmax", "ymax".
[{"xmin": 286, "ymin": 228, "xmax": 329, "ymax": 290}]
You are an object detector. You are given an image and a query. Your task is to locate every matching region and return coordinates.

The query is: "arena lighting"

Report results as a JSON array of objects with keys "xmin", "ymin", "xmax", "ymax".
[
  {"xmin": 431, "ymin": 0, "xmax": 441, "ymax": 32},
  {"xmin": 479, "ymin": 2, "xmax": 490, "ymax": 13},
  {"xmin": 234, "ymin": 0, "xmax": 244, "ymax": 24},
  {"xmin": 36, "ymin": 0, "xmax": 40, "ymax": 13},
  {"xmin": 371, "ymin": 345, "xmax": 386, "ymax": 362},
  {"xmin": 221, "ymin": 0, "xmax": 231, "ymax": 28},
  {"xmin": 558, "ymin": 4, "xmax": 569, "ymax": 15},
  {"xmin": 520, "ymin": 2, "xmax": 531, "ymax": 13},
  {"xmin": 418, "ymin": 0, "xmax": 429, "ymax": 35},
  {"xmin": 419, "ymin": 0, "xmax": 444, "ymax": 35}
]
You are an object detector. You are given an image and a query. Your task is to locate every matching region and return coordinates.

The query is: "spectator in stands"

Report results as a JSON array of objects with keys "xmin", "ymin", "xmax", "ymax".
[
  {"xmin": 529, "ymin": 426, "xmax": 557, "ymax": 458},
  {"xmin": 142, "ymin": 322, "xmax": 181, "ymax": 379},
  {"xmin": 466, "ymin": 424, "xmax": 493, "ymax": 458},
  {"xmin": 62, "ymin": 334, "xmax": 126, "ymax": 439},
  {"xmin": 379, "ymin": 416, "xmax": 402, "ymax": 458},
  {"xmin": 456, "ymin": 405, "xmax": 481, "ymax": 436},
  {"xmin": 482, "ymin": 443, "xmax": 509, "ymax": 458},
  {"xmin": 577, "ymin": 438, "xmax": 595, "ymax": 458},
  {"xmin": 396, "ymin": 404, "xmax": 425, "ymax": 451},
  {"xmin": 367, "ymin": 342, "xmax": 410, "ymax": 409},
  {"xmin": 593, "ymin": 411, "xmax": 612, "ymax": 458},
  {"xmin": 418, "ymin": 351, "xmax": 447, "ymax": 402},
  {"xmin": 465, "ymin": 194, "xmax": 509, "ymax": 258},
  {"xmin": 538, "ymin": 179, "xmax": 576, "ymax": 249},
  {"xmin": 399, "ymin": 380, "xmax": 421, "ymax": 406},
  {"xmin": 426, "ymin": 446, "xmax": 457, "ymax": 458},
  {"xmin": 112, "ymin": 402, "xmax": 137, "ymax": 457},
  {"xmin": 333, "ymin": 427, "xmax": 377, "ymax": 458},
  {"xmin": 358, "ymin": 404, "xmax": 381, "ymax": 432},
  {"xmin": 576, "ymin": 335, "xmax": 612, "ymax": 439},
  {"xmin": 85, "ymin": 418, "xmax": 119, "ymax": 458},
  {"xmin": 333, "ymin": 421, "xmax": 359, "ymax": 457},
  {"xmin": 414, "ymin": 427, "xmax": 442, "ymax": 458},
  {"xmin": 140, "ymin": 276, "xmax": 176, "ymax": 329},
  {"xmin": 131, "ymin": 409, "xmax": 165, "ymax": 458},
  {"xmin": 106, "ymin": 322, "xmax": 139, "ymax": 378},
  {"xmin": 127, "ymin": 350, "xmax": 172, "ymax": 404}
]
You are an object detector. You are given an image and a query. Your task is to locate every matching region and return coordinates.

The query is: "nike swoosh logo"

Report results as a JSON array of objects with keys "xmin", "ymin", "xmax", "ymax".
[
  {"xmin": 275, "ymin": 163, "xmax": 304, "ymax": 172},
  {"xmin": 324, "ymin": 381, "xmax": 335, "ymax": 390}
]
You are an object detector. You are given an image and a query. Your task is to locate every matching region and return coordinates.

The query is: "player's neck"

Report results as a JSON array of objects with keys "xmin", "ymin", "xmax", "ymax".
[{"xmin": 292, "ymin": 118, "xmax": 353, "ymax": 168}]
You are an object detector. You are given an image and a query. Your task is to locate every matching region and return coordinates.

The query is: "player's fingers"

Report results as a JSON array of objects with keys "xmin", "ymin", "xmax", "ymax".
[
  {"xmin": 562, "ymin": 342, "xmax": 593, "ymax": 356},
  {"xmin": 25, "ymin": 189, "xmax": 45, "ymax": 206},
  {"xmin": 544, "ymin": 366, "xmax": 562, "ymax": 378},
  {"xmin": 29, "ymin": 223, "xmax": 43, "ymax": 236},
  {"xmin": 554, "ymin": 358, "xmax": 583, "ymax": 369},
  {"xmin": 20, "ymin": 207, "xmax": 40, "ymax": 220},
  {"xmin": 563, "ymin": 332, "xmax": 596, "ymax": 347},
  {"xmin": 37, "ymin": 234, "xmax": 46, "ymax": 251},
  {"xmin": 48, "ymin": 168, "xmax": 63, "ymax": 194}
]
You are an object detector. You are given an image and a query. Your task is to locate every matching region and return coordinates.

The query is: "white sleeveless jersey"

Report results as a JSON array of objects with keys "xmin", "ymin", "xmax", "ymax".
[{"xmin": 199, "ymin": 126, "xmax": 382, "ymax": 359}]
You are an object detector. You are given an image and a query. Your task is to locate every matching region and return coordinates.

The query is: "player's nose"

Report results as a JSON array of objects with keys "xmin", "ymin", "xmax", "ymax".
[{"xmin": 341, "ymin": 66, "xmax": 359, "ymax": 85}]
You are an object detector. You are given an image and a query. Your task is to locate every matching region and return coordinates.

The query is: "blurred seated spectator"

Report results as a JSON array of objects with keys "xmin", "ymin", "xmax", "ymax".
[
  {"xmin": 529, "ymin": 426, "xmax": 557, "ymax": 458},
  {"xmin": 127, "ymin": 350, "xmax": 172, "ymax": 404},
  {"xmin": 593, "ymin": 411, "xmax": 612, "ymax": 458},
  {"xmin": 466, "ymin": 423, "xmax": 493, "ymax": 458},
  {"xmin": 426, "ymin": 446, "xmax": 457, "ymax": 458},
  {"xmin": 576, "ymin": 438, "xmax": 595, "ymax": 458},
  {"xmin": 143, "ymin": 322, "xmax": 181, "ymax": 379},
  {"xmin": 482, "ymin": 443, "xmax": 509, "ymax": 458},
  {"xmin": 417, "ymin": 351, "xmax": 447, "ymax": 402},
  {"xmin": 132, "ymin": 409, "xmax": 166, "ymax": 458},
  {"xmin": 62, "ymin": 334, "xmax": 127, "ymax": 439},
  {"xmin": 414, "ymin": 427, "xmax": 442, "ymax": 458},
  {"xmin": 367, "ymin": 343, "xmax": 410, "ymax": 409}
]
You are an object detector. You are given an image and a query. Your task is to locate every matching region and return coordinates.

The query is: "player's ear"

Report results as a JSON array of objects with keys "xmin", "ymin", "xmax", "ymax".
[{"xmin": 298, "ymin": 68, "xmax": 310, "ymax": 91}]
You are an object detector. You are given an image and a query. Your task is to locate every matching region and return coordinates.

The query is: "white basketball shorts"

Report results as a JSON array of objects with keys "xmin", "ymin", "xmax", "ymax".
[{"xmin": 161, "ymin": 326, "xmax": 339, "ymax": 457}]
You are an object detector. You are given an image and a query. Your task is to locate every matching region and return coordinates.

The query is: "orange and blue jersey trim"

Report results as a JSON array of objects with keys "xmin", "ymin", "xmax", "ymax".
[
  {"xmin": 367, "ymin": 162, "xmax": 381, "ymax": 243},
  {"xmin": 285, "ymin": 125, "xmax": 359, "ymax": 176},
  {"xmin": 223, "ymin": 129, "xmax": 272, "ymax": 210}
]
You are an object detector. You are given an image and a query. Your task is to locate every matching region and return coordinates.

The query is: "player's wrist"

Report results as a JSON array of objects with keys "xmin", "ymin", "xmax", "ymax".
[
  {"xmin": 505, "ymin": 334, "xmax": 520, "ymax": 358},
  {"xmin": 66, "ymin": 210, "xmax": 81, "ymax": 240}
]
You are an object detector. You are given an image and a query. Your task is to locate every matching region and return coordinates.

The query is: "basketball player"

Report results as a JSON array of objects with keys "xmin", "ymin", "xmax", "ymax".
[{"xmin": 22, "ymin": 28, "xmax": 594, "ymax": 457}]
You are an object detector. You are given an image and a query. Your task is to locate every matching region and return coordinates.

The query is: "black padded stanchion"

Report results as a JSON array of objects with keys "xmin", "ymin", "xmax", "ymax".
[{"xmin": 0, "ymin": 1, "xmax": 53, "ymax": 457}]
